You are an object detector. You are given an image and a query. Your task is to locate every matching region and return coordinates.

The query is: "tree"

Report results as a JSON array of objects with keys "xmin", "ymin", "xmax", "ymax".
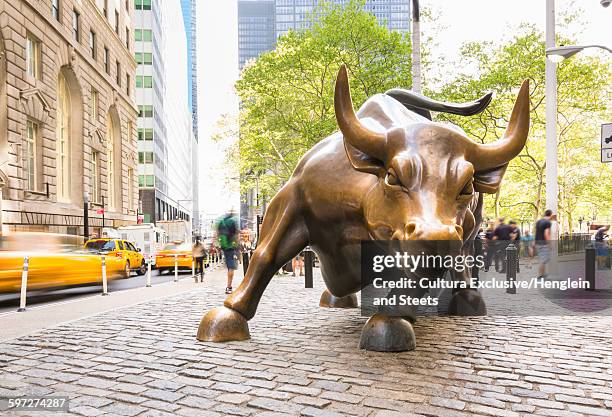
[
  {"xmin": 432, "ymin": 24, "xmax": 611, "ymax": 233},
  {"xmin": 235, "ymin": 0, "xmax": 414, "ymax": 199}
]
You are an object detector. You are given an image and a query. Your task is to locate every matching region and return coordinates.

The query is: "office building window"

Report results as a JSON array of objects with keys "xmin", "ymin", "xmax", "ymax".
[
  {"xmin": 91, "ymin": 88, "xmax": 98, "ymax": 121},
  {"xmin": 125, "ymin": 28, "xmax": 130, "ymax": 50},
  {"xmin": 137, "ymin": 128, "xmax": 153, "ymax": 141},
  {"xmin": 135, "ymin": 75, "xmax": 152, "ymax": 88},
  {"xmin": 134, "ymin": 29, "xmax": 152, "ymax": 42},
  {"xmin": 126, "ymin": 74, "xmax": 130, "ymax": 95},
  {"xmin": 89, "ymin": 30, "xmax": 96, "ymax": 59},
  {"xmin": 25, "ymin": 34, "xmax": 40, "ymax": 79},
  {"xmin": 103, "ymin": 0, "xmax": 108, "ymax": 17},
  {"xmin": 72, "ymin": 9, "xmax": 80, "ymax": 42},
  {"xmin": 106, "ymin": 116, "xmax": 115, "ymax": 210},
  {"xmin": 115, "ymin": 10, "xmax": 120, "ymax": 34},
  {"xmin": 135, "ymin": 0, "xmax": 151, "ymax": 11},
  {"xmin": 25, "ymin": 119, "xmax": 38, "ymax": 191},
  {"xmin": 127, "ymin": 120, "xmax": 133, "ymax": 143},
  {"xmin": 138, "ymin": 105, "xmax": 153, "ymax": 117},
  {"xmin": 116, "ymin": 61, "xmax": 121, "ymax": 86},
  {"xmin": 56, "ymin": 73, "xmax": 71, "ymax": 201},
  {"xmin": 138, "ymin": 175, "xmax": 154, "ymax": 187},
  {"xmin": 51, "ymin": 0, "xmax": 60, "ymax": 21},
  {"xmin": 138, "ymin": 151, "xmax": 154, "ymax": 163},
  {"xmin": 134, "ymin": 52, "xmax": 152, "ymax": 65},
  {"xmin": 127, "ymin": 169, "xmax": 134, "ymax": 210},
  {"xmin": 103, "ymin": 47, "xmax": 110, "ymax": 74},
  {"xmin": 92, "ymin": 151, "xmax": 101, "ymax": 203}
]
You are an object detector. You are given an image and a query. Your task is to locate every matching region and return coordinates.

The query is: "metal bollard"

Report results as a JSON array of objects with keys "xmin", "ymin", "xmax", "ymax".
[
  {"xmin": 101, "ymin": 255, "xmax": 109, "ymax": 296},
  {"xmin": 472, "ymin": 237, "xmax": 483, "ymax": 284},
  {"xmin": 17, "ymin": 256, "xmax": 29, "ymax": 312},
  {"xmin": 192, "ymin": 259, "xmax": 196, "ymax": 282},
  {"xmin": 146, "ymin": 254, "xmax": 152, "ymax": 287},
  {"xmin": 585, "ymin": 244, "xmax": 596, "ymax": 291},
  {"xmin": 505, "ymin": 243, "xmax": 517, "ymax": 294},
  {"xmin": 242, "ymin": 251, "xmax": 250, "ymax": 276},
  {"xmin": 304, "ymin": 248, "xmax": 313, "ymax": 289},
  {"xmin": 174, "ymin": 254, "xmax": 178, "ymax": 282}
]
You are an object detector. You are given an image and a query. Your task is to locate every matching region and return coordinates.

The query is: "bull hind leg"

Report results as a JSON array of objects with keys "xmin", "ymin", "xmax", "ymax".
[
  {"xmin": 197, "ymin": 187, "xmax": 308, "ymax": 342},
  {"xmin": 319, "ymin": 289, "xmax": 358, "ymax": 308}
]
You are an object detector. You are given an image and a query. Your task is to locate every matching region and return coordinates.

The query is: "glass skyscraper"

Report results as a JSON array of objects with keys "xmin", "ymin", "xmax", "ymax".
[
  {"xmin": 275, "ymin": 0, "xmax": 410, "ymax": 38},
  {"xmin": 238, "ymin": 0, "xmax": 410, "ymax": 70},
  {"xmin": 238, "ymin": 0, "xmax": 277, "ymax": 70}
]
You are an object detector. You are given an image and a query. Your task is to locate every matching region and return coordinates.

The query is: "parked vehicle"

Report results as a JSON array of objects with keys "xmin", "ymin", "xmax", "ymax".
[
  {"xmin": 155, "ymin": 241, "xmax": 193, "ymax": 274},
  {"xmin": 156, "ymin": 220, "xmax": 191, "ymax": 245},
  {"xmin": 84, "ymin": 238, "xmax": 146, "ymax": 278},
  {"xmin": 117, "ymin": 224, "xmax": 167, "ymax": 265},
  {"xmin": 0, "ymin": 232, "xmax": 123, "ymax": 293}
]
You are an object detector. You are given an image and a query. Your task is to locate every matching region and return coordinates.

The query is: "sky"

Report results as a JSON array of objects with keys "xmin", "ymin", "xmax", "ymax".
[{"xmin": 196, "ymin": 0, "xmax": 612, "ymax": 219}]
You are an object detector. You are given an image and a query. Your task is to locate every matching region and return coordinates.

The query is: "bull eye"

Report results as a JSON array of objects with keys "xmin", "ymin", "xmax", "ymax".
[{"xmin": 385, "ymin": 169, "xmax": 401, "ymax": 187}]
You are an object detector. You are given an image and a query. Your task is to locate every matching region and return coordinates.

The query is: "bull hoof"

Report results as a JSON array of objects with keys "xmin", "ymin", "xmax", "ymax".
[
  {"xmin": 359, "ymin": 314, "xmax": 416, "ymax": 352},
  {"xmin": 197, "ymin": 307, "xmax": 250, "ymax": 342},
  {"xmin": 319, "ymin": 289, "xmax": 358, "ymax": 308},
  {"xmin": 448, "ymin": 289, "xmax": 487, "ymax": 316}
]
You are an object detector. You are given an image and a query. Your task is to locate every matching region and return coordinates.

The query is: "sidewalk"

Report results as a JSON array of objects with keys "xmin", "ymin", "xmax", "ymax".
[
  {"xmin": 0, "ymin": 267, "xmax": 611, "ymax": 417},
  {"xmin": 0, "ymin": 267, "xmax": 226, "ymax": 342}
]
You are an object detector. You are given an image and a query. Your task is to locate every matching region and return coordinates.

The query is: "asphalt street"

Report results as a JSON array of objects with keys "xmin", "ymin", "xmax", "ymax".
[{"xmin": 0, "ymin": 268, "xmax": 199, "ymax": 314}]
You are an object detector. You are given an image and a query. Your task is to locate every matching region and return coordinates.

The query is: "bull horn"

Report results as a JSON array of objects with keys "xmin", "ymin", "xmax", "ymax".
[
  {"xmin": 469, "ymin": 80, "xmax": 530, "ymax": 170},
  {"xmin": 334, "ymin": 65, "xmax": 386, "ymax": 160}
]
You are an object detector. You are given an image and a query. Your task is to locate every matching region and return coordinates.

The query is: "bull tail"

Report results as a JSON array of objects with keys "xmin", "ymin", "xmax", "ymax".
[{"xmin": 384, "ymin": 89, "xmax": 493, "ymax": 121}]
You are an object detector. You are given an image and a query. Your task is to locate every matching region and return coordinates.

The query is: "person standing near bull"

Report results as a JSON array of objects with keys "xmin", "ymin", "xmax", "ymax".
[
  {"xmin": 535, "ymin": 209, "xmax": 553, "ymax": 280},
  {"xmin": 192, "ymin": 238, "xmax": 206, "ymax": 282},
  {"xmin": 216, "ymin": 209, "xmax": 239, "ymax": 294}
]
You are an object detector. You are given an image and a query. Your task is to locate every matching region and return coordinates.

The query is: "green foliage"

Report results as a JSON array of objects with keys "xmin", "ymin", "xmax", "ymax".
[
  {"xmin": 235, "ymin": 0, "xmax": 412, "ymax": 198},
  {"xmin": 433, "ymin": 25, "xmax": 611, "ymax": 232}
]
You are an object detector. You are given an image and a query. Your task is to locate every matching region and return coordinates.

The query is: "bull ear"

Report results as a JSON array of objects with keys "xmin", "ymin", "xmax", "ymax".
[
  {"xmin": 344, "ymin": 141, "xmax": 385, "ymax": 176},
  {"xmin": 473, "ymin": 164, "xmax": 508, "ymax": 194}
]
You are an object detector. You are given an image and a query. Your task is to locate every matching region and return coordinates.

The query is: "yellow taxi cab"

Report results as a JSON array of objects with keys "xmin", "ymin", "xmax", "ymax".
[
  {"xmin": 0, "ymin": 232, "xmax": 124, "ymax": 293},
  {"xmin": 155, "ymin": 241, "xmax": 193, "ymax": 274},
  {"xmin": 84, "ymin": 238, "xmax": 146, "ymax": 278}
]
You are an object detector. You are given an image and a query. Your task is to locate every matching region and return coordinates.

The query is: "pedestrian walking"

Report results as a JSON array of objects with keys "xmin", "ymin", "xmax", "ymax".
[
  {"xmin": 509, "ymin": 220, "xmax": 521, "ymax": 272},
  {"xmin": 484, "ymin": 225, "xmax": 495, "ymax": 272},
  {"xmin": 492, "ymin": 217, "xmax": 513, "ymax": 273},
  {"xmin": 595, "ymin": 225, "xmax": 610, "ymax": 270},
  {"xmin": 216, "ymin": 209, "xmax": 239, "ymax": 294},
  {"xmin": 192, "ymin": 238, "xmax": 205, "ymax": 281},
  {"xmin": 535, "ymin": 209, "xmax": 553, "ymax": 280}
]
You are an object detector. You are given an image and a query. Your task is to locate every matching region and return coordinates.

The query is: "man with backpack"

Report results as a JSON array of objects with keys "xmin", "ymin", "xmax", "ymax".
[{"xmin": 216, "ymin": 209, "xmax": 239, "ymax": 294}]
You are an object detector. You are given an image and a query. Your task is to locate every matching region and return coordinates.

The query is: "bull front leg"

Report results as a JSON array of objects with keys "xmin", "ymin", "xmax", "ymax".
[{"xmin": 197, "ymin": 185, "xmax": 308, "ymax": 342}]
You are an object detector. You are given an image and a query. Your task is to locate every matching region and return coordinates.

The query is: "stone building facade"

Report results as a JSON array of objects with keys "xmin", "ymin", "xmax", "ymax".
[{"xmin": 0, "ymin": 0, "xmax": 138, "ymax": 236}]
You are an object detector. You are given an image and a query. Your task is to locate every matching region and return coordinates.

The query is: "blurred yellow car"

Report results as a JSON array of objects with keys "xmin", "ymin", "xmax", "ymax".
[
  {"xmin": 0, "ymin": 232, "xmax": 123, "ymax": 294},
  {"xmin": 156, "ymin": 242, "xmax": 193, "ymax": 274},
  {"xmin": 84, "ymin": 238, "xmax": 146, "ymax": 278}
]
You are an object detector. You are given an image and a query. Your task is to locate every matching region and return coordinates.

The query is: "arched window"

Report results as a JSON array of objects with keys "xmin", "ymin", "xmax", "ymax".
[
  {"xmin": 56, "ymin": 73, "xmax": 71, "ymax": 201},
  {"xmin": 106, "ymin": 115, "xmax": 115, "ymax": 210}
]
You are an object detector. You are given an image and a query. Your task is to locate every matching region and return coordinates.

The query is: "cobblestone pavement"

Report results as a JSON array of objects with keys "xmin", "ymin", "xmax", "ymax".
[{"xmin": 1, "ymin": 268, "xmax": 611, "ymax": 417}]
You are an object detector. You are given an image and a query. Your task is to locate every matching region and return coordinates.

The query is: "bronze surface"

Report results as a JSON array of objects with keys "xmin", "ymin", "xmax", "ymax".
[
  {"xmin": 196, "ymin": 306, "xmax": 250, "ymax": 342},
  {"xmin": 199, "ymin": 65, "xmax": 530, "ymax": 351},
  {"xmin": 359, "ymin": 314, "xmax": 416, "ymax": 352},
  {"xmin": 319, "ymin": 289, "xmax": 359, "ymax": 308}
]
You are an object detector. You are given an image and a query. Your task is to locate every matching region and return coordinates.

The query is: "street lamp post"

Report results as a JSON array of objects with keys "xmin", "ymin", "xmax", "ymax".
[
  {"xmin": 83, "ymin": 191, "xmax": 89, "ymax": 239},
  {"xmin": 545, "ymin": 1, "xmax": 611, "ymax": 238},
  {"xmin": 545, "ymin": 0, "xmax": 558, "ymax": 238},
  {"xmin": 411, "ymin": 0, "xmax": 421, "ymax": 94}
]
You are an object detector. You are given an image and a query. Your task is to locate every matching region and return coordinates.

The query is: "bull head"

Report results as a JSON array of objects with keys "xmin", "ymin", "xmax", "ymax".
[{"xmin": 334, "ymin": 65, "xmax": 530, "ymax": 241}]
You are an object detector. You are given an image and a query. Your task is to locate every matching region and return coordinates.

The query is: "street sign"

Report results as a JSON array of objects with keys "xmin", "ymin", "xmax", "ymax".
[{"xmin": 602, "ymin": 123, "xmax": 612, "ymax": 163}]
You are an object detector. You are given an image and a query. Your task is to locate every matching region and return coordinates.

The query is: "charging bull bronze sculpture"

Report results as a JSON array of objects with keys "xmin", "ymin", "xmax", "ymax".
[{"xmin": 198, "ymin": 65, "xmax": 530, "ymax": 351}]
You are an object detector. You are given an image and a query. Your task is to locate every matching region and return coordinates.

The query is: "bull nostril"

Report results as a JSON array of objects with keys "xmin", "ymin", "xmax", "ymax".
[{"xmin": 405, "ymin": 222, "xmax": 417, "ymax": 237}]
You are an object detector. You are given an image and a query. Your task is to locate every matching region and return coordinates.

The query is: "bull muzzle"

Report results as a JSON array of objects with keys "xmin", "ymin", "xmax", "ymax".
[{"xmin": 391, "ymin": 221, "xmax": 463, "ymax": 241}]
